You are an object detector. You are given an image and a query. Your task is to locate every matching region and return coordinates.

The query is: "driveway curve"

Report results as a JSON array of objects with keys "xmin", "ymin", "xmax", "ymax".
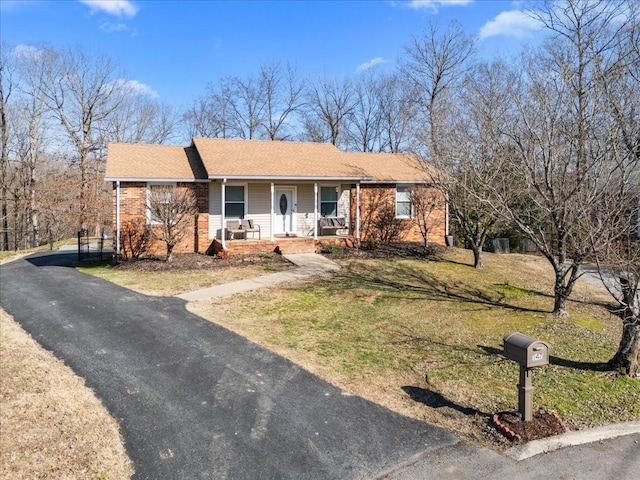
[{"xmin": 0, "ymin": 252, "xmax": 457, "ymax": 480}]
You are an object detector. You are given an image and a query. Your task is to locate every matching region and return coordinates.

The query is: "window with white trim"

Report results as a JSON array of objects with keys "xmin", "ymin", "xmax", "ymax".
[
  {"xmin": 395, "ymin": 185, "xmax": 411, "ymax": 218},
  {"xmin": 225, "ymin": 185, "xmax": 246, "ymax": 218},
  {"xmin": 320, "ymin": 186, "xmax": 338, "ymax": 217},
  {"xmin": 147, "ymin": 183, "xmax": 175, "ymax": 224}
]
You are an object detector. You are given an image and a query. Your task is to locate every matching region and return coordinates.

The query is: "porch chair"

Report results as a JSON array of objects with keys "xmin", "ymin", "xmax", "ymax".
[
  {"xmin": 226, "ymin": 220, "xmax": 246, "ymax": 240},
  {"xmin": 240, "ymin": 219, "xmax": 261, "ymax": 239}
]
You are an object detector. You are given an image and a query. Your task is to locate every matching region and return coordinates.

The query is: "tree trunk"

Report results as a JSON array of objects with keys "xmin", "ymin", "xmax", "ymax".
[
  {"xmin": 609, "ymin": 276, "xmax": 640, "ymax": 377},
  {"xmin": 1, "ymin": 200, "xmax": 8, "ymax": 251},
  {"xmin": 472, "ymin": 246, "xmax": 483, "ymax": 269},
  {"xmin": 552, "ymin": 264, "xmax": 579, "ymax": 317},
  {"xmin": 609, "ymin": 316, "xmax": 640, "ymax": 377},
  {"xmin": 552, "ymin": 285, "xmax": 569, "ymax": 317}
]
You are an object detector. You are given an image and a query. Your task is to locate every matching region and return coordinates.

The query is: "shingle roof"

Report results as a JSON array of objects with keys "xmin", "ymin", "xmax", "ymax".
[
  {"xmin": 341, "ymin": 151, "xmax": 435, "ymax": 182},
  {"xmin": 104, "ymin": 143, "xmax": 207, "ymax": 181},
  {"xmin": 192, "ymin": 138, "xmax": 373, "ymax": 180},
  {"xmin": 105, "ymin": 138, "xmax": 432, "ymax": 183}
]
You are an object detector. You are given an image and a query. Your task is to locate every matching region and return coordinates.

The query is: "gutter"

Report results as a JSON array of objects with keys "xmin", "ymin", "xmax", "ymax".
[
  {"xmin": 208, "ymin": 175, "xmax": 374, "ymax": 182},
  {"xmin": 104, "ymin": 177, "xmax": 209, "ymax": 183}
]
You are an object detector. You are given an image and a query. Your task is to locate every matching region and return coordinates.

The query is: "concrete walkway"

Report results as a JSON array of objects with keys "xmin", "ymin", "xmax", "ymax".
[{"xmin": 176, "ymin": 253, "xmax": 340, "ymax": 302}]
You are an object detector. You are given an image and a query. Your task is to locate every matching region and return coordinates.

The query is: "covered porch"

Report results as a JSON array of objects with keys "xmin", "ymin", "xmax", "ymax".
[{"xmin": 210, "ymin": 180, "xmax": 364, "ymax": 253}]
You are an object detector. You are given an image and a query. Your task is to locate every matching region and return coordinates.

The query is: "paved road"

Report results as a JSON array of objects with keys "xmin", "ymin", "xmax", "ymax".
[{"xmin": 0, "ymin": 252, "xmax": 457, "ymax": 480}]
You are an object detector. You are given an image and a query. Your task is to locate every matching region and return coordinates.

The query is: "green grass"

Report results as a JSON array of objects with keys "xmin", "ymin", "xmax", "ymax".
[{"xmin": 224, "ymin": 251, "xmax": 638, "ymax": 435}]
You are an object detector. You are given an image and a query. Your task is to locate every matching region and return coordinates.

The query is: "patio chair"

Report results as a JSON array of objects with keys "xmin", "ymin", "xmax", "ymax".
[
  {"xmin": 240, "ymin": 219, "xmax": 261, "ymax": 239},
  {"xmin": 226, "ymin": 220, "xmax": 246, "ymax": 240}
]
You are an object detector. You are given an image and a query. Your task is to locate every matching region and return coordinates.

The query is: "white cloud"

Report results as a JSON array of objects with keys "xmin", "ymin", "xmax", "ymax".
[
  {"xmin": 80, "ymin": 0, "xmax": 138, "ymax": 18},
  {"xmin": 12, "ymin": 44, "xmax": 43, "ymax": 60},
  {"xmin": 406, "ymin": 0, "xmax": 473, "ymax": 12},
  {"xmin": 114, "ymin": 79, "xmax": 158, "ymax": 98},
  {"xmin": 99, "ymin": 21, "xmax": 137, "ymax": 36},
  {"xmin": 479, "ymin": 10, "xmax": 541, "ymax": 40},
  {"xmin": 356, "ymin": 57, "xmax": 388, "ymax": 72}
]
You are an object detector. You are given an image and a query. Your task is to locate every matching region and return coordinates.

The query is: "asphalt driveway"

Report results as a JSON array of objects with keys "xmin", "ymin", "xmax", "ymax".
[{"xmin": 0, "ymin": 252, "xmax": 457, "ymax": 479}]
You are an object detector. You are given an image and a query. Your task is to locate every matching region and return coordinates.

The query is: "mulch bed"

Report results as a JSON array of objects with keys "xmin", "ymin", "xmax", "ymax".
[
  {"xmin": 492, "ymin": 410, "xmax": 568, "ymax": 442},
  {"xmin": 112, "ymin": 253, "xmax": 291, "ymax": 272},
  {"xmin": 112, "ymin": 243, "xmax": 445, "ymax": 272}
]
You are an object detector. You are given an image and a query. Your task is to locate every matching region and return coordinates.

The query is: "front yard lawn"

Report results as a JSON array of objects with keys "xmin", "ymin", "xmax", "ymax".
[{"xmin": 82, "ymin": 248, "xmax": 640, "ymax": 448}]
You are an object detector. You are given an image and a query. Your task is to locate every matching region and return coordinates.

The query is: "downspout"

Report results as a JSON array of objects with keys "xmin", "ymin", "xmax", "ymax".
[
  {"xmin": 221, "ymin": 179, "xmax": 226, "ymax": 250},
  {"xmin": 314, "ymin": 182, "xmax": 318, "ymax": 240},
  {"xmin": 270, "ymin": 182, "xmax": 275, "ymax": 241},
  {"xmin": 445, "ymin": 196, "xmax": 450, "ymax": 236},
  {"xmin": 355, "ymin": 182, "xmax": 361, "ymax": 247},
  {"xmin": 115, "ymin": 181, "xmax": 121, "ymax": 260}
]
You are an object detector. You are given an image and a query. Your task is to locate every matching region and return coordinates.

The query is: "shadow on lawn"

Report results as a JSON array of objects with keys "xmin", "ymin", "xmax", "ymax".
[
  {"xmin": 401, "ymin": 386, "xmax": 487, "ymax": 417},
  {"xmin": 338, "ymin": 262, "xmax": 549, "ymax": 314}
]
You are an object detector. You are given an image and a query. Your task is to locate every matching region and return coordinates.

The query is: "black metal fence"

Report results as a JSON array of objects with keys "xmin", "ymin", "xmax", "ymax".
[{"xmin": 77, "ymin": 229, "xmax": 107, "ymax": 262}]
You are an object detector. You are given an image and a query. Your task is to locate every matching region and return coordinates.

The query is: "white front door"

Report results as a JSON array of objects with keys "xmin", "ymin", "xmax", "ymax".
[{"xmin": 275, "ymin": 188, "xmax": 294, "ymax": 235}]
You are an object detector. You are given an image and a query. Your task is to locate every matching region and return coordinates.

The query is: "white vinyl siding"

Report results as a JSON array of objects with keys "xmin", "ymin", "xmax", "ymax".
[{"xmin": 297, "ymin": 184, "xmax": 315, "ymax": 236}]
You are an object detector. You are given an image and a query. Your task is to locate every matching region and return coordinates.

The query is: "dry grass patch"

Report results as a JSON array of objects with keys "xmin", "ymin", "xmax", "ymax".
[{"xmin": 0, "ymin": 309, "xmax": 133, "ymax": 480}]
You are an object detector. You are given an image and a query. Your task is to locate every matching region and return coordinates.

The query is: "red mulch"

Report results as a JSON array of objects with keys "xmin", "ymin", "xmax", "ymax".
[{"xmin": 493, "ymin": 410, "xmax": 567, "ymax": 442}]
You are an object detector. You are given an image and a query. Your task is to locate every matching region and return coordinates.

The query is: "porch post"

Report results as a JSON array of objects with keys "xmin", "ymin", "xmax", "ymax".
[
  {"xmin": 314, "ymin": 182, "xmax": 318, "ymax": 240},
  {"xmin": 221, "ymin": 179, "xmax": 226, "ymax": 249},
  {"xmin": 270, "ymin": 182, "xmax": 275, "ymax": 242},
  {"xmin": 355, "ymin": 182, "xmax": 361, "ymax": 246},
  {"xmin": 115, "ymin": 181, "xmax": 121, "ymax": 259}
]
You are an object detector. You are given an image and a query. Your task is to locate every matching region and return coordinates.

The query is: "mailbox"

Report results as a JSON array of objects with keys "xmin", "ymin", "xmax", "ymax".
[{"xmin": 503, "ymin": 332, "xmax": 549, "ymax": 368}]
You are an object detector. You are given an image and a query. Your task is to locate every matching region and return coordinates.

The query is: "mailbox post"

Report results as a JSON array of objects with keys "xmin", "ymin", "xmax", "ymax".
[{"xmin": 503, "ymin": 332, "xmax": 549, "ymax": 421}]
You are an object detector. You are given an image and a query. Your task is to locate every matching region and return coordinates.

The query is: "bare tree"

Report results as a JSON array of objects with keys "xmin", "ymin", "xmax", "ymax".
[
  {"xmin": 591, "ymin": 197, "xmax": 640, "ymax": 376},
  {"xmin": 378, "ymin": 73, "xmax": 415, "ymax": 153},
  {"xmin": 358, "ymin": 187, "xmax": 410, "ymax": 246},
  {"xmin": 0, "ymin": 42, "xmax": 14, "ymax": 250},
  {"xmin": 147, "ymin": 185, "xmax": 198, "ymax": 262},
  {"xmin": 401, "ymin": 19, "xmax": 475, "ymax": 161},
  {"xmin": 497, "ymin": 0, "xmax": 635, "ymax": 315},
  {"xmin": 12, "ymin": 44, "xmax": 53, "ymax": 248},
  {"xmin": 228, "ymin": 74, "xmax": 266, "ymax": 140},
  {"xmin": 401, "ymin": 21, "xmax": 509, "ymax": 269},
  {"xmin": 410, "ymin": 185, "xmax": 446, "ymax": 248},
  {"xmin": 259, "ymin": 61, "xmax": 305, "ymax": 140},
  {"xmin": 183, "ymin": 82, "xmax": 236, "ymax": 139},
  {"xmin": 588, "ymin": 7, "xmax": 640, "ymax": 376},
  {"xmin": 303, "ymin": 76, "xmax": 354, "ymax": 147},
  {"xmin": 39, "ymin": 46, "xmax": 129, "ymax": 230},
  {"xmin": 346, "ymin": 70, "xmax": 384, "ymax": 152},
  {"xmin": 105, "ymin": 94, "xmax": 179, "ymax": 144}
]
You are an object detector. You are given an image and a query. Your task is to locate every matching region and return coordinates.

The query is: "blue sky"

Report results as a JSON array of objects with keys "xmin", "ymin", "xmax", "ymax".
[{"xmin": 1, "ymin": 0, "xmax": 541, "ymax": 108}]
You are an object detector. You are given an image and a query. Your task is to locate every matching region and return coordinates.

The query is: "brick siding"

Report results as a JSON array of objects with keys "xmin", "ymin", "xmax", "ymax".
[{"xmin": 112, "ymin": 182, "xmax": 209, "ymax": 258}]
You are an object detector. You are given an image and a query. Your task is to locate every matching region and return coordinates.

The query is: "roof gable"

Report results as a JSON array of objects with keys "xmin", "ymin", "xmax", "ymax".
[{"xmin": 105, "ymin": 143, "xmax": 207, "ymax": 181}]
